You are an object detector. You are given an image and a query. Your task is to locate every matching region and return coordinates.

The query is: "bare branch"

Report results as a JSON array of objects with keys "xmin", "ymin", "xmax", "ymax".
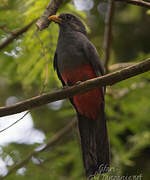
[
  {"xmin": 0, "ymin": 20, "xmax": 35, "ymax": 50},
  {"xmin": 0, "ymin": 26, "xmax": 14, "ymax": 34},
  {"xmin": 115, "ymin": 0, "xmax": 150, "ymax": 8},
  {"xmin": 0, "ymin": 119, "xmax": 77, "ymax": 179},
  {"xmin": 103, "ymin": 0, "xmax": 115, "ymax": 73},
  {"xmin": 36, "ymin": 0, "xmax": 64, "ymax": 30},
  {"xmin": 0, "ymin": 58, "xmax": 150, "ymax": 118},
  {"xmin": 109, "ymin": 62, "xmax": 135, "ymax": 71},
  {"xmin": 0, "ymin": 111, "xmax": 29, "ymax": 133}
]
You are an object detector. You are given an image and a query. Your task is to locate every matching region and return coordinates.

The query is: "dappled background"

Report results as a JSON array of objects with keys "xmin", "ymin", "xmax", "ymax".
[{"xmin": 0, "ymin": 0, "xmax": 150, "ymax": 179}]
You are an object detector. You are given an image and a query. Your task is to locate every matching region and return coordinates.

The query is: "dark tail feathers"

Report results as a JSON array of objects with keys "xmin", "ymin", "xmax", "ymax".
[{"xmin": 77, "ymin": 107, "xmax": 110, "ymax": 179}]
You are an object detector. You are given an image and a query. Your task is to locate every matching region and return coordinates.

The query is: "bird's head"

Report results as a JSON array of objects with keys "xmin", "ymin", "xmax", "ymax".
[{"xmin": 48, "ymin": 13, "xmax": 86, "ymax": 35}]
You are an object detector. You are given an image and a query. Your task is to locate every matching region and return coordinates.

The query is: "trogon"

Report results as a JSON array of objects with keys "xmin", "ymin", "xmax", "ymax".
[{"xmin": 49, "ymin": 13, "xmax": 110, "ymax": 178}]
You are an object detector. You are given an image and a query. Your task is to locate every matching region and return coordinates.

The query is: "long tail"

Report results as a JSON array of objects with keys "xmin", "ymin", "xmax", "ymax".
[{"xmin": 77, "ymin": 106, "xmax": 110, "ymax": 179}]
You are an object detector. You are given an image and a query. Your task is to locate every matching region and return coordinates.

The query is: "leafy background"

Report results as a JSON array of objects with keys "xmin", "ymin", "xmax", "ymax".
[{"xmin": 0, "ymin": 0, "xmax": 150, "ymax": 179}]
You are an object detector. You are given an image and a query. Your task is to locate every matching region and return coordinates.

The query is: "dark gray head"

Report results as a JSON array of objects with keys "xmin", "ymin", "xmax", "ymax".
[{"xmin": 49, "ymin": 13, "xmax": 86, "ymax": 35}]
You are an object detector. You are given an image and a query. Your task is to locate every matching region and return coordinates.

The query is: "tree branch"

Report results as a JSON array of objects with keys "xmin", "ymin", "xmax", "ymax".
[
  {"xmin": 103, "ymin": 0, "xmax": 115, "ymax": 73},
  {"xmin": 109, "ymin": 62, "xmax": 135, "ymax": 71},
  {"xmin": 36, "ymin": 0, "xmax": 65, "ymax": 30},
  {"xmin": 0, "ymin": 58, "xmax": 150, "ymax": 118},
  {"xmin": 0, "ymin": 20, "xmax": 35, "ymax": 50},
  {"xmin": 115, "ymin": 0, "xmax": 150, "ymax": 9},
  {"xmin": 0, "ymin": 26, "xmax": 14, "ymax": 34},
  {"xmin": 0, "ymin": 119, "xmax": 77, "ymax": 179}
]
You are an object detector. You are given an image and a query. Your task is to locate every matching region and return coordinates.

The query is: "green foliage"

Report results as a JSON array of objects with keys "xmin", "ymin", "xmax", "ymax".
[
  {"xmin": 0, "ymin": 0, "xmax": 150, "ymax": 180},
  {"xmin": 0, "ymin": 0, "xmax": 85, "ymax": 89}
]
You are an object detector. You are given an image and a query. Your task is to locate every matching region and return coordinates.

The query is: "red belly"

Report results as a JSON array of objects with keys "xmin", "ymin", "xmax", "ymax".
[{"xmin": 62, "ymin": 64, "xmax": 103, "ymax": 120}]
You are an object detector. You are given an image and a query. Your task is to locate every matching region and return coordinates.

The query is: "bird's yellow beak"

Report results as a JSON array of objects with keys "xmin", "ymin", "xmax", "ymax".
[{"xmin": 48, "ymin": 15, "xmax": 62, "ymax": 24}]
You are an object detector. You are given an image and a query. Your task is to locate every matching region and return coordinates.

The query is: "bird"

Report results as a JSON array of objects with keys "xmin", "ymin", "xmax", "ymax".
[{"xmin": 48, "ymin": 13, "xmax": 110, "ymax": 179}]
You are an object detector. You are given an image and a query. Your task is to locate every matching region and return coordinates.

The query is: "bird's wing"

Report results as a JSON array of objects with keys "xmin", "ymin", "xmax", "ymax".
[
  {"xmin": 53, "ymin": 52, "xmax": 76, "ymax": 107},
  {"xmin": 53, "ymin": 52, "xmax": 65, "ymax": 86},
  {"xmin": 83, "ymin": 40, "xmax": 105, "ymax": 94},
  {"xmin": 83, "ymin": 41, "xmax": 104, "ymax": 77}
]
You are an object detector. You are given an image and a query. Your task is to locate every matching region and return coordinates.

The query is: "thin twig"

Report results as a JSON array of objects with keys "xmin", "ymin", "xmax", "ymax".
[
  {"xmin": 0, "ymin": 58, "xmax": 150, "ymax": 118},
  {"xmin": 35, "ymin": 30, "xmax": 49, "ymax": 89},
  {"xmin": 0, "ymin": 26, "xmax": 14, "ymax": 34},
  {"xmin": 0, "ymin": 111, "xmax": 29, "ymax": 133},
  {"xmin": 0, "ymin": 20, "xmax": 36, "ymax": 50},
  {"xmin": 0, "ymin": 119, "xmax": 77, "ymax": 180},
  {"xmin": 103, "ymin": 0, "xmax": 115, "ymax": 73},
  {"xmin": 0, "ymin": 31, "xmax": 49, "ymax": 133},
  {"xmin": 115, "ymin": 0, "xmax": 150, "ymax": 8}
]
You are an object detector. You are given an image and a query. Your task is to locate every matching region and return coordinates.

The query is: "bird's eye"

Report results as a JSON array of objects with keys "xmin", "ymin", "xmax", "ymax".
[{"xmin": 66, "ymin": 15, "xmax": 71, "ymax": 20}]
